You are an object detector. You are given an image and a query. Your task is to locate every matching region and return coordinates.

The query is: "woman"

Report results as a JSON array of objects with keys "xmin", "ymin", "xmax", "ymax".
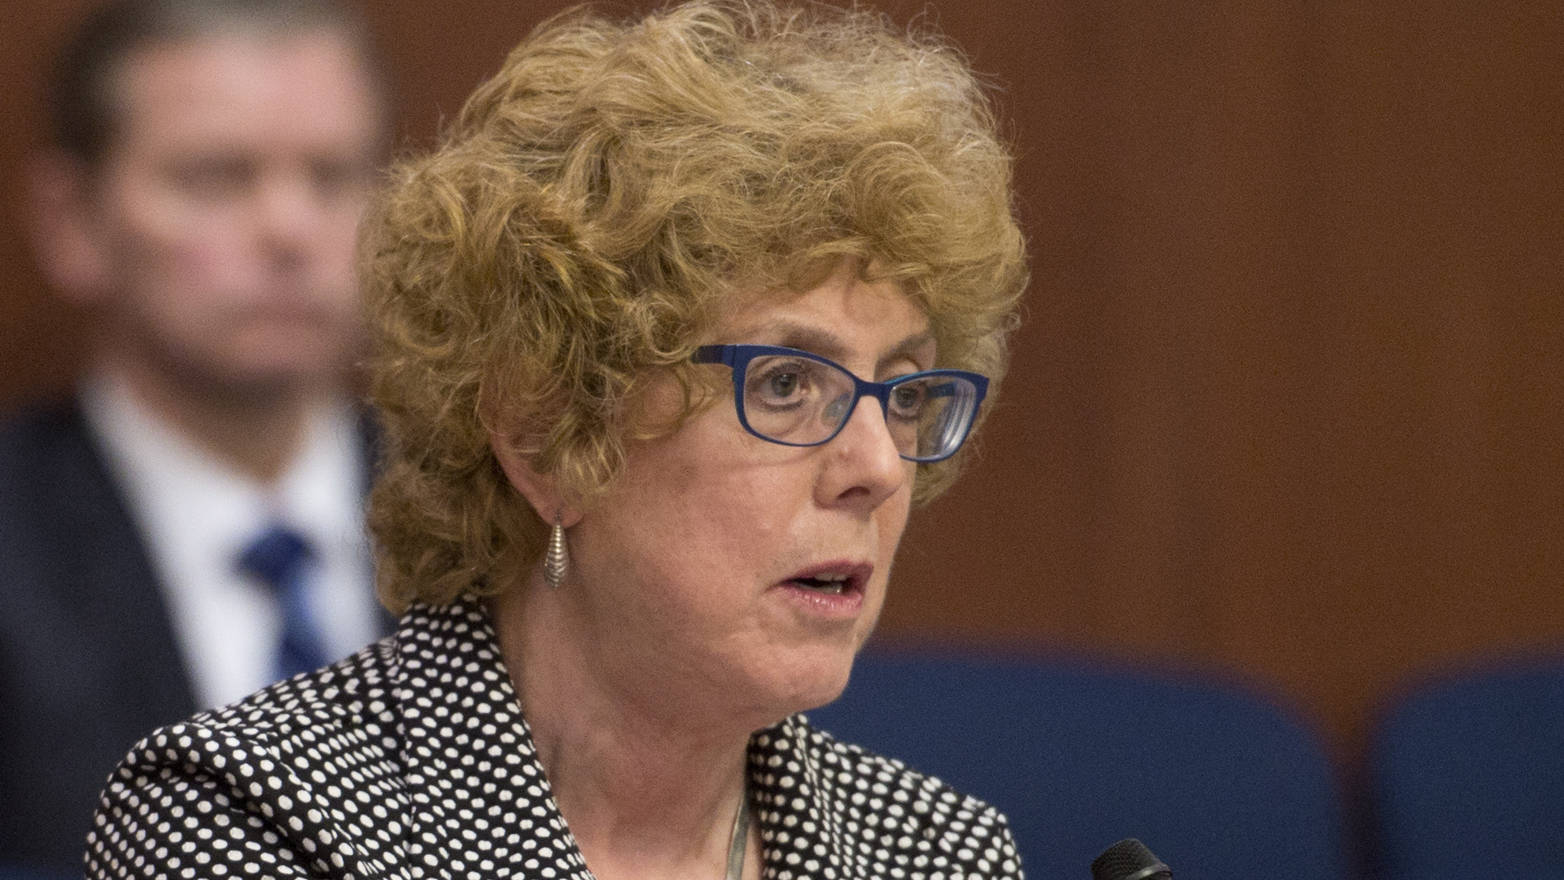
[{"xmin": 86, "ymin": 1, "xmax": 1028, "ymax": 877}]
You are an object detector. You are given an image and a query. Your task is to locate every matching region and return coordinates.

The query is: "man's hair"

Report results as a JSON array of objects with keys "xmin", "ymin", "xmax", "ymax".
[
  {"xmin": 362, "ymin": 0, "xmax": 1029, "ymax": 610},
  {"xmin": 48, "ymin": 0, "xmax": 386, "ymax": 164}
]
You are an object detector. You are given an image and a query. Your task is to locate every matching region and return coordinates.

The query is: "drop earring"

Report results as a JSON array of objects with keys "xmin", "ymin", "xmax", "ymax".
[{"xmin": 544, "ymin": 511, "xmax": 568, "ymax": 589}]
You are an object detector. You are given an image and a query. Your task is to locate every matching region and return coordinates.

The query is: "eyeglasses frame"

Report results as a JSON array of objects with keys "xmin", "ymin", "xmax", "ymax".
[{"xmin": 691, "ymin": 343, "xmax": 989, "ymax": 463}]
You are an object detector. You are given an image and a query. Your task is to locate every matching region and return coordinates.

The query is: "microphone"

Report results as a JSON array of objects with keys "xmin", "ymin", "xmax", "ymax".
[{"xmin": 1091, "ymin": 838, "xmax": 1172, "ymax": 880}]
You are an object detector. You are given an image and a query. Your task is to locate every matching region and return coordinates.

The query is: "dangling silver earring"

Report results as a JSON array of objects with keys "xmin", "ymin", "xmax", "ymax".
[{"xmin": 544, "ymin": 511, "xmax": 569, "ymax": 590}]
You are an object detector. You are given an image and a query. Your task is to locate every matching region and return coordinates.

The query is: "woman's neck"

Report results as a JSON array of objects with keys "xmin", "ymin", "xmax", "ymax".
[{"xmin": 489, "ymin": 584, "xmax": 760, "ymax": 880}]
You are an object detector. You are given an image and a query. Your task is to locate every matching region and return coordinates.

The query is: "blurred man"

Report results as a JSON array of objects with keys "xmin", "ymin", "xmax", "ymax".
[{"xmin": 0, "ymin": 0, "xmax": 389, "ymax": 870}]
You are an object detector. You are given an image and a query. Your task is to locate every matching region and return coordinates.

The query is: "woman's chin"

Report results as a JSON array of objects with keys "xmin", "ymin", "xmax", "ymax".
[{"xmin": 760, "ymin": 646, "xmax": 860, "ymax": 721}]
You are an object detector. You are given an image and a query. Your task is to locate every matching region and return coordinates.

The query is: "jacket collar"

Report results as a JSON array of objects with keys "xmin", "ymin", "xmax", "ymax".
[{"xmin": 392, "ymin": 596, "xmax": 585, "ymax": 876}]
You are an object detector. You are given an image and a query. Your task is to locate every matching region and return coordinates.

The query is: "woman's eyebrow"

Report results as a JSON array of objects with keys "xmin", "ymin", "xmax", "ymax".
[
  {"xmin": 736, "ymin": 321, "xmax": 935, "ymax": 369},
  {"xmin": 880, "ymin": 331, "xmax": 937, "ymax": 371},
  {"xmin": 746, "ymin": 321, "xmax": 846, "ymax": 359}
]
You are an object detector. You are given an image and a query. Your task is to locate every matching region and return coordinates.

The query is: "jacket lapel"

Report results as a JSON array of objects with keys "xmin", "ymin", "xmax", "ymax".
[
  {"xmin": 392, "ymin": 597, "xmax": 592, "ymax": 878},
  {"xmin": 749, "ymin": 718, "xmax": 856, "ymax": 878}
]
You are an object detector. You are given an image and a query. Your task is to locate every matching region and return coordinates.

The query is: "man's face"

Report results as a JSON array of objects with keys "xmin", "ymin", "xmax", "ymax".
[{"xmin": 77, "ymin": 28, "xmax": 382, "ymax": 397}]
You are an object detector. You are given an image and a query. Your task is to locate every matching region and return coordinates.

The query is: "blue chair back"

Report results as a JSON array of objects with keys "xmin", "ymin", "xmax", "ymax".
[
  {"xmin": 808, "ymin": 647, "xmax": 1349, "ymax": 880},
  {"xmin": 1366, "ymin": 654, "xmax": 1564, "ymax": 880}
]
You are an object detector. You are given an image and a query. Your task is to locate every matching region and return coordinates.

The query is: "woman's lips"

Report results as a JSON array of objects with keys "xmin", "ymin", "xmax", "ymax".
[{"xmin": 775, "ymin": 562, "xmax": 871, "ymax": 618}]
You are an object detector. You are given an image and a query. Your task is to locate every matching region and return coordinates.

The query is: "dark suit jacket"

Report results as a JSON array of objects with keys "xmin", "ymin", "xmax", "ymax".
[{"xmin": 0, "ymin": 398, "xmax": 383, "ymax": 876}]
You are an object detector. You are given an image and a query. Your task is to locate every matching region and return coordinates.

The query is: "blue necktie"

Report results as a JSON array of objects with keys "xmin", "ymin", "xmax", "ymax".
[{"xmin": 237, "ymin": 523, "xmax": 329, "ymax": 682}]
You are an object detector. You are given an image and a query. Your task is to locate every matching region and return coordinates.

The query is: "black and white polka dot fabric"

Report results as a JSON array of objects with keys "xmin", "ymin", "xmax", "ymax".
[{"xmin": 85, "ymin": 596, "xmax": 1023, "ymax": 878}]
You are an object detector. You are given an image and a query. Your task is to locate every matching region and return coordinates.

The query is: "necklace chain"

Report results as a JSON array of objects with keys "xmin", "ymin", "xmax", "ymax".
[{"xmin": 724, "ymin": 783, "xmax": 750, "ymax": 880}]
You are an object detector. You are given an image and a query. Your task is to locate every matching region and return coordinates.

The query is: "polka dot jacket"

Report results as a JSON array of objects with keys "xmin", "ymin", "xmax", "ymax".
[{"xmin": 85, "ymin": 595, "xmax": 1024, "ymax": 879}]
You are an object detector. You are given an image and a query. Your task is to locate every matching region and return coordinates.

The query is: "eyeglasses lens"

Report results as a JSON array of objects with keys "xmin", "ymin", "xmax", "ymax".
[
  {"xmin": 741, "ymin": 355, "xmax": 854, "ymax": 444},
  {"xmin": 894, "ymin": 375, "xmax": 976, "ymax": 461}
]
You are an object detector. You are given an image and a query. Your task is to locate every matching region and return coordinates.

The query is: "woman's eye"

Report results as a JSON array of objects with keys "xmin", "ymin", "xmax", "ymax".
[
  {"xmin": 766, "ymin": 371, "xmax": 800, "ymax": 399},
  {"xmin": 748, "ymin": 360, "xmax": 817, "ymax": 408},
  {"xmin": 889, "ymin": 382, "xmax": 927, "ymax": 418}
]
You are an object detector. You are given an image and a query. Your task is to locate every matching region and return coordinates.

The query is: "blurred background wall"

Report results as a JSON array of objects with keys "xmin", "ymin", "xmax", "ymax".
[{"xmin": 2, "ymin": 0, "xmax": 1559, "ymax": 770}]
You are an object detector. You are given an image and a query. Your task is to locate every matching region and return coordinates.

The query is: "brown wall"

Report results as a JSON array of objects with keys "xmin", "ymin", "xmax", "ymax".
[{"xmin": 2, "ymin": 0, "xmax": 1560, "ymax": 764}]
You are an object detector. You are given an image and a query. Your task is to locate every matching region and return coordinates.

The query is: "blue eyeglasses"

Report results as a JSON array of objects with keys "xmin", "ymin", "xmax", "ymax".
[{"xmin": 692, "ymin": 344, "xmax": 989, "ymax": 463}]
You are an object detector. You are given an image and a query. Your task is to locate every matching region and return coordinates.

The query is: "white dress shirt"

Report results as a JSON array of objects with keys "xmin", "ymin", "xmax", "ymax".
[{"xmin": 80, "ymin": 371, "xmax": 381, "ymax": 709}]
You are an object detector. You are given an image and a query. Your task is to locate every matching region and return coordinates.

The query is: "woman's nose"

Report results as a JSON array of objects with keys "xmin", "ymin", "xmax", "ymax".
[{"xmin": 815, "ymin": 395, "xmax": 909, "ymax": 511}]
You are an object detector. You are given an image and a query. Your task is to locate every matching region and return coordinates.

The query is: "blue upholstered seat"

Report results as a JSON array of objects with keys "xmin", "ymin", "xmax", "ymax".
[
  {"xmin": 1366, "ymin": 653, "xmax": 1564, "ymax": 880},
  {"xmin": 809, "ymin": 647, "xmax": 1349, "ymax": 880}
]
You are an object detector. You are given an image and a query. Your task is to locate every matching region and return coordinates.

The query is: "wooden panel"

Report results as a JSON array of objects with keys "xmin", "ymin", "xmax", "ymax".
[{"xmin": 1, "ymin": 0, "xmax": 1560, "ymax": 765}]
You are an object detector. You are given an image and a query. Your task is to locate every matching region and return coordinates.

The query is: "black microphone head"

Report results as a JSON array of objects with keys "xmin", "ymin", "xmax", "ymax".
[{"xmin": 1091, "ymin": 838, "xmax": 1172, "ymax": 880}]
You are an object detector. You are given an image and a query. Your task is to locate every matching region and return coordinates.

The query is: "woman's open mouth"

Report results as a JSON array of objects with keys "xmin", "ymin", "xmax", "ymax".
[
  {"xmin": 778, "ymin": 563, "xmax": 871, "ymax": 616},
  {"xmin": 789, "ymin": 572, "xmax": 854, "ymax": 595}
]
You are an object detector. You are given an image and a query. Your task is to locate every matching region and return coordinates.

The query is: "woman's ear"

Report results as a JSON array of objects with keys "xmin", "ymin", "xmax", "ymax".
[{"xmin": 488, "ymin": 427, "xmax": 582, "ymax": 527}]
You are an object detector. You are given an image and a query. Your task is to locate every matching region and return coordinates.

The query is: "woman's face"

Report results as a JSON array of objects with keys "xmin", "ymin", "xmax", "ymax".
[{"xmin": 567, "ymin": 262, "xmax": 930, "ymax": 726}]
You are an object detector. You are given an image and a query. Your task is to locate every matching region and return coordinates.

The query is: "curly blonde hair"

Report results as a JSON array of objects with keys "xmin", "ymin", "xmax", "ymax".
[{"xmin": 362, "ymin": 0, "xmax": 1028, "ymax": 611}]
